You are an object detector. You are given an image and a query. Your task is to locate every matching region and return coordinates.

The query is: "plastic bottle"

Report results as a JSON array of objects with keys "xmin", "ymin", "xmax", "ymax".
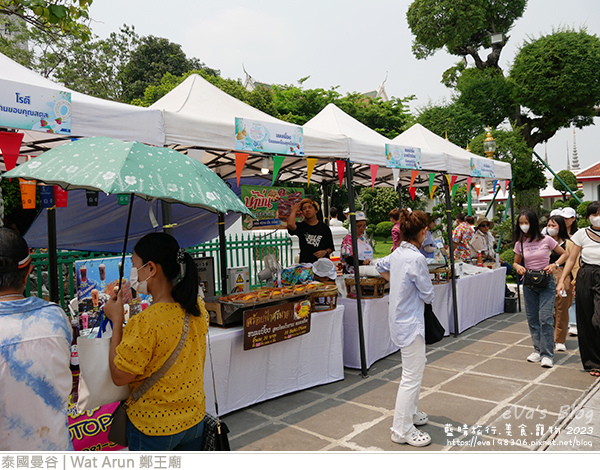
[
  {"xmin": 477, "ymin": 251, "xmax": 483, "ymax": 267},
  {"xmin": 70, "ymin": 317, "xmax": 80, "ymax": 372}
]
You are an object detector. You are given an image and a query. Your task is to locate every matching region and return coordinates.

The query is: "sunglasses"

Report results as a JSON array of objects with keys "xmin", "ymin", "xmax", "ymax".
[{"xmin": 480, "ymin": 223, "xmax": 490, "ymax": 228}]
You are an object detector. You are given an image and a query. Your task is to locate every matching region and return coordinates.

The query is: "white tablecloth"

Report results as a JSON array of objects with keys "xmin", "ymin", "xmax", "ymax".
[
  {"xmin": 204, "ymin": 305, "xmax": 345, "ymax": 416},
  {"xmin": 340, "ymin": 268, "xmax": 506, "ymax": 369}
]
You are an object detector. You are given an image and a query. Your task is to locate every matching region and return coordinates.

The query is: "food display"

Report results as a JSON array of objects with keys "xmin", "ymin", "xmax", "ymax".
[{"xmin": 220, "ymin": 282, "xmax": 327, "ymax": 304}]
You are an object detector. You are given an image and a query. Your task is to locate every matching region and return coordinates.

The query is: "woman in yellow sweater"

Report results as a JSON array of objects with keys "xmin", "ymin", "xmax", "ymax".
[{"xmin": 104, "ymin": 233, "xmax": 208, "ymax": 451}]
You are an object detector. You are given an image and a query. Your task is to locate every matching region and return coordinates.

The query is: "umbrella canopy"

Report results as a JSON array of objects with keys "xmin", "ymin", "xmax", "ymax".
[{"xmin": 4, "ymin": 136, "xmax": 253, "ymax": 217}]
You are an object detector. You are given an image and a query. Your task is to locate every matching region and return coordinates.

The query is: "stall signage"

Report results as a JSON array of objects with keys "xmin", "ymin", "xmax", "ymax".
[
  {"xmin": 470, "ymin": 157, "xmax": 495, "ymax": 178},
  {"xmin": 241, "ymin": 184, "xmax": 304, "ymax": 230},
  {"xmin": 235, "ymin": 117, "xmax": 304, "ymax": 156},
  {"xmin": 68, "ymin": 401, "xmax": 124, "ymax": 451},
  {"xmin": 385, "ymin": 144, "xmax": 422, "ymax": 170},
  {"xmin": 243, "ymin": 300, "xmax": 312, "ymax": 350},
  {"xmin": 0, "ymin": 80, "xmax": 71, "ymax": 134}
]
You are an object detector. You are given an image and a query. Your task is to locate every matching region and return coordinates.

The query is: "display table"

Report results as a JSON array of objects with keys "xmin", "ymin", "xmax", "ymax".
[
  {"xmin": 204, "ymin": 305, "xmax": 345, "ymax": 416},
  {"xmin": 340, "ymin": 268, "xmax": 506, "ymax": 369}
]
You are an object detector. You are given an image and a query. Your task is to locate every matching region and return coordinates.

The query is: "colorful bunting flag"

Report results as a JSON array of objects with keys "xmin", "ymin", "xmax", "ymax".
[
  {"xmin": 430, "ymin": 185, "xmax": 438, "ymax": 200},
  {"xmin": 409, "ymin": 186, "xmax": 416, "ymax": 201},
  {"xmin": 234, "ymin": 152, "xmax": 249, "ymax": 187},
  {"xmin": 0, "ymin": 131, "xmax": 24, "ymax": 172},
  {"xmin": 392, "ymin": 168, "xmax": 399, "ymax": 190},
  {"xmin": 370, "ymin": 164, "xmax": 378, "ymax": 190},
  {"xmin": 428, "ymin": 173, "xmax": 435, "ymax": 195},
  {"xmin": 451, "ymin": 183, "xmax": 458, "ymax": 200},
  {"xmin": 272, "ymin": 155, "xmax": 285, "ymax": 185},
  {"xmin": 306, "ymin": 158, "xmax": 318, "ymax": 186},
  {"xmin": 336, "ymin": 160, "xmax": 346, "ymax": 187},
  {"xmin": 410, "ymin": 170, "xmax": 418, "ymax": 188}
]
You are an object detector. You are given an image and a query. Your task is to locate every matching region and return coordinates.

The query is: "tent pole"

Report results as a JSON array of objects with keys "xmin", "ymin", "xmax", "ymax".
[
  {"xmin": 323, "ymin": 182, "xmax": 330, "ymax": 224},
  {"xmin": 484, "ymin": 184, "xmax": 501, "ymax": 218},
  {"xmin": 161, "ymin": 200, "xmax": 174, "ymax": 236},
  {"xmin": 345, "ymin": 160, "xmax": 368, "ymax": 377},
  {"xmin": 218, "ymin": 212, "xmax": 227, "ymax": 295},
  {"xmin": 442, "ymin": 175, "xmax": 459, "ymax": 337},
  {"xmin": 397, "ymin": 179, "xmax": 402, "ymax": 211},
  {"xmin": 47, "ymin": 206, "xmax": 59, "ymax": 304}
]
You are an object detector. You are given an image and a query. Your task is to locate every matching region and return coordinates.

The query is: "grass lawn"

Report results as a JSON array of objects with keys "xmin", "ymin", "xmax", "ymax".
[{"xmin": 372, "ymin": 236, "xmax": 393, "ymax": 259}]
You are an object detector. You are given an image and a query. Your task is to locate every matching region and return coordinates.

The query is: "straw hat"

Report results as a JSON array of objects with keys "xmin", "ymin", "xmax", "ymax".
[{"xmin": 476, "ymin": 216, "xmax": 494, "ymax": 229}]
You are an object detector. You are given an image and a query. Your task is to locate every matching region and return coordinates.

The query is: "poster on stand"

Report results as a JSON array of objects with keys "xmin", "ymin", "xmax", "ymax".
[
  {"xmin": 241, "ymin": 185, "xmax": 304, "ymax": 230},
  {"xmin": 0, "ymin": 80, "xmax": 71, "ymax": 134},
  {"xmin": 235, "ymin": 117, "xmax": 304, "ymax": 156}
]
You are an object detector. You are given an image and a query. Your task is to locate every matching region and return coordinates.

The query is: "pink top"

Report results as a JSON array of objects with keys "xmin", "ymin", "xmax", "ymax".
[
  {"xmin": 391, "ymin": 223, "xmax": 401, "ymax": 251},
  {"xmin": 514, "ymin": 235, "xmax": 558, "ymax": 270}
]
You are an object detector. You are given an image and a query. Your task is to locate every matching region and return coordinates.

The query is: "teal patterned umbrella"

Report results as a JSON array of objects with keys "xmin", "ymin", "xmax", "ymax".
[{"xmin": 4, "ymin": 136, "xmax": 253, "ymax": 216}]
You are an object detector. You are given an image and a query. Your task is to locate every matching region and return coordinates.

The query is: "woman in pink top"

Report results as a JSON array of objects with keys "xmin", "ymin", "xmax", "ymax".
[
  {"xmin": 390, "ymin": 209, "xmax": 401, "ymax": 252},
  {"xmin": 513, "ymin": 210, "xmax": 569, "ymax": 368}
]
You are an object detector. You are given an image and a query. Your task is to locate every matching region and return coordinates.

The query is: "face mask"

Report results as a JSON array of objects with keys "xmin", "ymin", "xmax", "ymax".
[
  {"xmin": 130, "ymin": 263, "xmax": 150, "ymax": 295},
  {"xmin": 590, "ymin": 216, "xmax": 600, "ymax": 228},
  {"xmin": 547, "ymin": 227, "xmax": 558, "ymax": 237},
  {"xmin": 520, "ymin": 224, "xmax": 530, "ymax": 234}
]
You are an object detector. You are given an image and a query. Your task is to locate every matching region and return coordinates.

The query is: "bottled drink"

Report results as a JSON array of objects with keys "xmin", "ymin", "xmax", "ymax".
[
  {"xmin": 70, "ymin": 317, "xmax": 80, "ymax": 372},
  {"xmin": 477, "ymin": 252, "xmax": 483, "ymax": 267}
]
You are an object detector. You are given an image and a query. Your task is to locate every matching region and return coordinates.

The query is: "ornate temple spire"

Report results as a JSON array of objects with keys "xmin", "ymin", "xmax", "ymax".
[{"xmin": 571, "ymin": 128, "xmax": 581, "ymax": 172}]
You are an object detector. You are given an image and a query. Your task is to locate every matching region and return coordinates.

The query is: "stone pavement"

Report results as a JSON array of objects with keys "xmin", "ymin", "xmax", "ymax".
[{"xmin": 222, "ymin": 307, "xmax": 600, "ymax": 452}]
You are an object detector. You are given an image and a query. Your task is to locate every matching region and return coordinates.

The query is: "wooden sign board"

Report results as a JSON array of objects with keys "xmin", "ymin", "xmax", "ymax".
[{"xmin": 243, "ymin": 300, "xmax": 312, "ymax": 350}]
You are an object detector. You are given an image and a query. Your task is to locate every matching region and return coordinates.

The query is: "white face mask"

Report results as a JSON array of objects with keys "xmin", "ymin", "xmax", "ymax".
[
  {"xmin": 520, "ymin": 224, "xmax": 530, "ymax": 234},
  {"xmin": 130, "ymin": 263, "xmax": 150, "ymax": 295},
  {"xmin": 590, "ymin": 216, "xmax": 600, "ymax": 228},
  {"xmin": 547, "ymin": 227, "xmax": 558, "ymax": 237}
]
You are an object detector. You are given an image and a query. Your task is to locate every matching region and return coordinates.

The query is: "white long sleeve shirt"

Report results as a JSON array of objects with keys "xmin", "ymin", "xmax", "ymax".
[{"xmin": 376, "ymin": 241, "xmax": 435, "ymax": 348}]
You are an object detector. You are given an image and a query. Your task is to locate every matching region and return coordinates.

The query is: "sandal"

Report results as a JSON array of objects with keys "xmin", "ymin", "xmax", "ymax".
[
  {"xmin": 413, "ymin": 411, "xmax": 429, "ymax": 426},
  {"xmin": 391, "ymin": 428, "xmax": 431, "ymax": 447},
  {"xmin": 590, "ymin": 369, "xmax": 600, "ymax": 377}
]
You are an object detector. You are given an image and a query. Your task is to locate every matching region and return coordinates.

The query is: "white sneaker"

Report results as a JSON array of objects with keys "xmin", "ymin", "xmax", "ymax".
[
  {"xmin": 527, "ymin": 352, "xmax": 541, "ymax": 363},
  {"xmin": 541, "ymin": 357, "xmax": 554, "ymax": 368},
  {"xmin": 391, "ymin": 428, "xmax": 431, "ymax": 447},
  {"xmin": 413, "ymin": 411, "xmax": 428, "ymax": 426},
  {"xmin": 555, "ymin": 343, "xmax": 567, "ymax": 352},
  {"xmin": 569, "ymin": 325, "xmax": 578, "ymax": 336}
]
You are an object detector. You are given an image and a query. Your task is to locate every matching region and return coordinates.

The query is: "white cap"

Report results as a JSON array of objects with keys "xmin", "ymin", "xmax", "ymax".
[
  {"xmin": 312, "ymin": 258, "xmax": 337, "ymax": 280},
  {"xmin": 561, "ymin": 207, "xmax": 576, "ymax": 219},
  {"xmin": 550, "ymin": 209, "xmax": 562, "ymax": 217},
  {"xmin": 356, "ymin": 211, "xmax": 367, "ymax": 221}
]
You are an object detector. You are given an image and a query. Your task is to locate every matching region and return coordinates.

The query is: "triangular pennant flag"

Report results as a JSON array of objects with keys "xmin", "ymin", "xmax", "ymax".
[
  {"xmin": 272, "ymin": 155, "xmax": 285, "ymax": 185},
  {"xmin": 410, "ymin": 170, "xmax": 418, "ymax": 188},
  {"xmin": 409, "ymin": 186, "xmax": 416, "ymax": 201},
  {"xmin": 234, "ymin": 152, "xmax": 249, "ymax": 187},
  {"xmin": 336, "ymin": 160, "xmax": 346, "ymax": 187},
  {"xmin": 450, "ymin": 175, "xmax": 457, "ymax": 191},
  {"xmin": 430, "ymin": 185, "xmax": 438, "ymax": 200},
  {"xmin": 306, "ymin": 158, "xmax": 318, "ymax": 186},
  {"xmin": 392, "ymin": 168, "xmax": 399, "ymax": 190},
  {"xmin": 466, "ymin": 177, "xmax": 473, "ymax": 192},
  {"xmin": 370, "ymin": 164, "xmax": 378, "ymax": 190},
  {"xmin": 54, "ymin": 186, "xmax": 68, "ymax": 208},
  {"xmin": 452, "ymin": 183, "xmax": 458, "ymax": 200},
  {"xmin": 0, "ymin": 131, "xmax": 24, "ymax": 172},
  {"xmin": 505, "ymin": 180, "xmax": 510, "ymax": 192},
  {"xmin": 428, "ymin": 173, "xmax": 435, "ymax": 195},
  {"xmin": 493, "ymin": 179, "xmax": 498, "ymax": 195}
]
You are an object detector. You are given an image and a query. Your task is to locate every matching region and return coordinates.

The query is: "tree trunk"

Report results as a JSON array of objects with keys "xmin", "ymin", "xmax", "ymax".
[{"xmin": 515, "ymin": 187, "xmax": 541, "ymax": 215}]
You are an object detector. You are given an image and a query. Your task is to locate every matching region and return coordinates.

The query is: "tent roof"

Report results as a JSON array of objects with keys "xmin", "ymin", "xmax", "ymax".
[
  {"xmin": 150, "ymin": 74, "xmax": 350, "ymax": 185},
  {"xmin": 0, "ymin": 53, "xmax": 165, "ymax": 163}
]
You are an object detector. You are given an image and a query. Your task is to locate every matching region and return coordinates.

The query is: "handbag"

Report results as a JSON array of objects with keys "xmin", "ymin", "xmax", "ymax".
[
  {"xmin": 201, "ymin": 319, "xmax": 231, "ymax": 451},
  {"xmin": 424, "ymin": 303, "xmax": 445, "ymax": 345},
  {"xmin": 107, "ymin": 312, "xmax": 191, "ymax": 447},
  {"xmin": 520, "ymin": 240, "xmax": 550, "ymax": 288},
  {"xmin": 77, "ymin": 315, "xmax": 129, "ymax": 413}
]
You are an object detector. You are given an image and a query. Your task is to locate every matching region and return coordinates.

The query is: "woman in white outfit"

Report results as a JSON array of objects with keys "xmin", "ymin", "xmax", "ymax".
[{"xmin": 376, "ymin": 209, "xmax": 434, "ymax": 447}]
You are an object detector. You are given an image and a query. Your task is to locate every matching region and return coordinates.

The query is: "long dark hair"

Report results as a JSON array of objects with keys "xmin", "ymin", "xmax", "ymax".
[
  {"xmin": 399, "ymin": 209, "xmax": 428, "ymax": 243},
  {"xmin": 513, "ymin": 209, "xmax": 543, "ymax": 243},
  {"xmin": 548, "ymin": 215, "xmax": 570, "ymax": 241},
  {"xmin": 134, "ymin": 233, "xmax": 200, "ymax": 317}
]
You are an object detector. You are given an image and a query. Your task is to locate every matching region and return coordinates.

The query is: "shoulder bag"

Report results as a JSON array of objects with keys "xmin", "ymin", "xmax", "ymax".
[
  {"xmin": 424, "ymin": 303, "xmax": 445, "ymax": 345},
  {"xmin": 108, "ymin": 312, "xmax": 191, "ymax": 447},
  {"xmin": 521, "ymin": 240, "xmax": 549, "ymax": 289}
]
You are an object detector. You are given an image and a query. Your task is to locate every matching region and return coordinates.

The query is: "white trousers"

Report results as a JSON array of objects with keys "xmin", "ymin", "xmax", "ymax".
[{"xmin": 392, "ymin": 334, "xmax": 426, "ymax": 437}]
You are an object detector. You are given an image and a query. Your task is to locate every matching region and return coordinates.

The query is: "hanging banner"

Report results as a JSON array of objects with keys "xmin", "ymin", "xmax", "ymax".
[
  {"xmin": 234, "ymin": 152, "xmax": 249, "ymax": 187},
  {"xmin": 240, "ymin": 185, "xmax": 304, "ymax": 230},
  {"xmin": 86, "ymin": 190, "xmax": 99, "ymax": 207},
  {"xmin": 470, "ymin": 157, "xmax": 495, "ymax": 178},
  {"xmin": 272, "ymin": 155, "xmax": 285, "ymax": 185},
  {"xmin": 235, "ymin": 117, "xmax": 304, "ymax": 156},
  {"xmin": 39, "ymin": 184, "xmax": 54, "ymax": 209},
  {"xmin": 54, "ymin": 186, "xmax": 68, "ymax": 207},
  {"xmin": 385, "ymin": 144, "xmax": 422, "ymax": 170},
  {"xmin": 19, "ymin": 178, "xmax": 36, "ymax": 209},
  {"xmin": 0, "ymin": 131, "xmax": 24, "ymax": 171},
  {"xmin": 336, "ymin": 160, "xmax": 346, "ymax": 187},
  {"xmin": 0, "ymin": 80, "xmax": 71, "ymax": 135}
]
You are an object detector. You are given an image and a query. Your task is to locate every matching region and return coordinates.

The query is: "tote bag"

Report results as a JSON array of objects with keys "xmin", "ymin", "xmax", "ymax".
[{"xmin": 77, "ymin": 328, "xmax": 130, "ymax": 413}]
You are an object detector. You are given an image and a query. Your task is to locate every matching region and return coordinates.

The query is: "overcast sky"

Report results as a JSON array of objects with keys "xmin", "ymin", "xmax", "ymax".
[{"xmin": 88, "ymin": 0, "xmax": 600, "ymax": 174}]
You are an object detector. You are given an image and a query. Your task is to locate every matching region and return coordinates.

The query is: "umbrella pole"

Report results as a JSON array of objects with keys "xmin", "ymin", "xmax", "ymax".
[
  {"xmin": 118, "ymin": 195, "xmax": 135, "ymax": 291},
  {"xmin": 218, "ymin": 212, "xmax": 227, "ymax": 295},
  {"xmin": 161, "ymin": 201, "xmax": 173, "ymax": 236},
  {"xmin": 47, "ymin": 206, "xmax": 59, "ymax": 304}
]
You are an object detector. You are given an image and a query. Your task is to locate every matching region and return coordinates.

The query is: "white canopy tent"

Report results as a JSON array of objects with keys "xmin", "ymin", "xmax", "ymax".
[{"xmin": 0, "ymin": 52, "xmax": 164, "ymax": 171}]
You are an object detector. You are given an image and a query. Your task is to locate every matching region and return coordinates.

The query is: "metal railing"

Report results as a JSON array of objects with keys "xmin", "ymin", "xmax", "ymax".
[{"xmin": 27, "ymin": 231, "xmax": 293, "ymax": 309}]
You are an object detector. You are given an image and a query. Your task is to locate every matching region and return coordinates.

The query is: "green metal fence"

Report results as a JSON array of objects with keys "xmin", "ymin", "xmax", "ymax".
[{"xmin": 27, "ymin": 231, "xmax": 293, "ymax": 310}]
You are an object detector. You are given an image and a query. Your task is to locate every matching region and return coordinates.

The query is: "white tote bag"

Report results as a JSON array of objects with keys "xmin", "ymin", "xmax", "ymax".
[{"xmin": 76, "ymin": 327, "xmax": 130, "ymax": 413}]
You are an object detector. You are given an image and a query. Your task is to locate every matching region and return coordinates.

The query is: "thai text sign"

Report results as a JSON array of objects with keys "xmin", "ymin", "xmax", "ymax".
[
  {"xmin": 243, "ymin": 300, "xmax": 312, "ymax": 350},
  {"xmin": 0, "ymin": 80, "xmax": 71, "ymax": 134},
  {"xmin": 385, "ymin": 144, "xmax": 422, "ymax": 170},
  {"xmin": 241, "ymin": 185, "xmax": 304, "ymax": 230},
  {"xmin": 235, "ymin": 117, "xmax": 304, "ymax": 156},
  {"xmin": 470, "ymin": 157, "xmax": 495, "ymax": 178}
]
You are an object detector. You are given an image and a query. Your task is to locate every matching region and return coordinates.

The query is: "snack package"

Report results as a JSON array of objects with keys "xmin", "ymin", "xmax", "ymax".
[{"xmin": 280, "ymin": 264, "xmax": 314, "ymax": 286}]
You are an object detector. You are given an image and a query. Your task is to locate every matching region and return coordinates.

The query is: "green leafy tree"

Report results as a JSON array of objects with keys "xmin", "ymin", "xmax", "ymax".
[
  {"xmin": 359, "ymin": 187, "xmax": 426, "ymax": 226},
  {"xmin": 416, "ymin": 101, "xmax": 484, "ymax": 148},
  {"xmin": 0, "ymin": 0, "xmax": 93, "ymax": 40},
  {"xmin": 552, "ymin": 170, "xmax": 578, "ymax": 201}
]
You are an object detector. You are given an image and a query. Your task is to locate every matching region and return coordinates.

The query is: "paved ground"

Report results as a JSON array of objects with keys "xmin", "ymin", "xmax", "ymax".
[{"xmin": 221, "ymin": 305, "xmax": 600, "ymax": 452}]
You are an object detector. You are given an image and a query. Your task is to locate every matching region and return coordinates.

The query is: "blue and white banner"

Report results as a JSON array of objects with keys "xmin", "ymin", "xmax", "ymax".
[
  {"xmin": 385, "ymin": 143, "xmax": 422, "ymax": 170},
  {"xmin": 235, "ymin": 117, "xmax": 304, "ymax": 156},
  {"xmin": 0, "ymin": 80, "xmax": 71, "ymax": 134},
  {"xmin": 470, "ymin": 157, "xmax": 495, "ymax": 178}
]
